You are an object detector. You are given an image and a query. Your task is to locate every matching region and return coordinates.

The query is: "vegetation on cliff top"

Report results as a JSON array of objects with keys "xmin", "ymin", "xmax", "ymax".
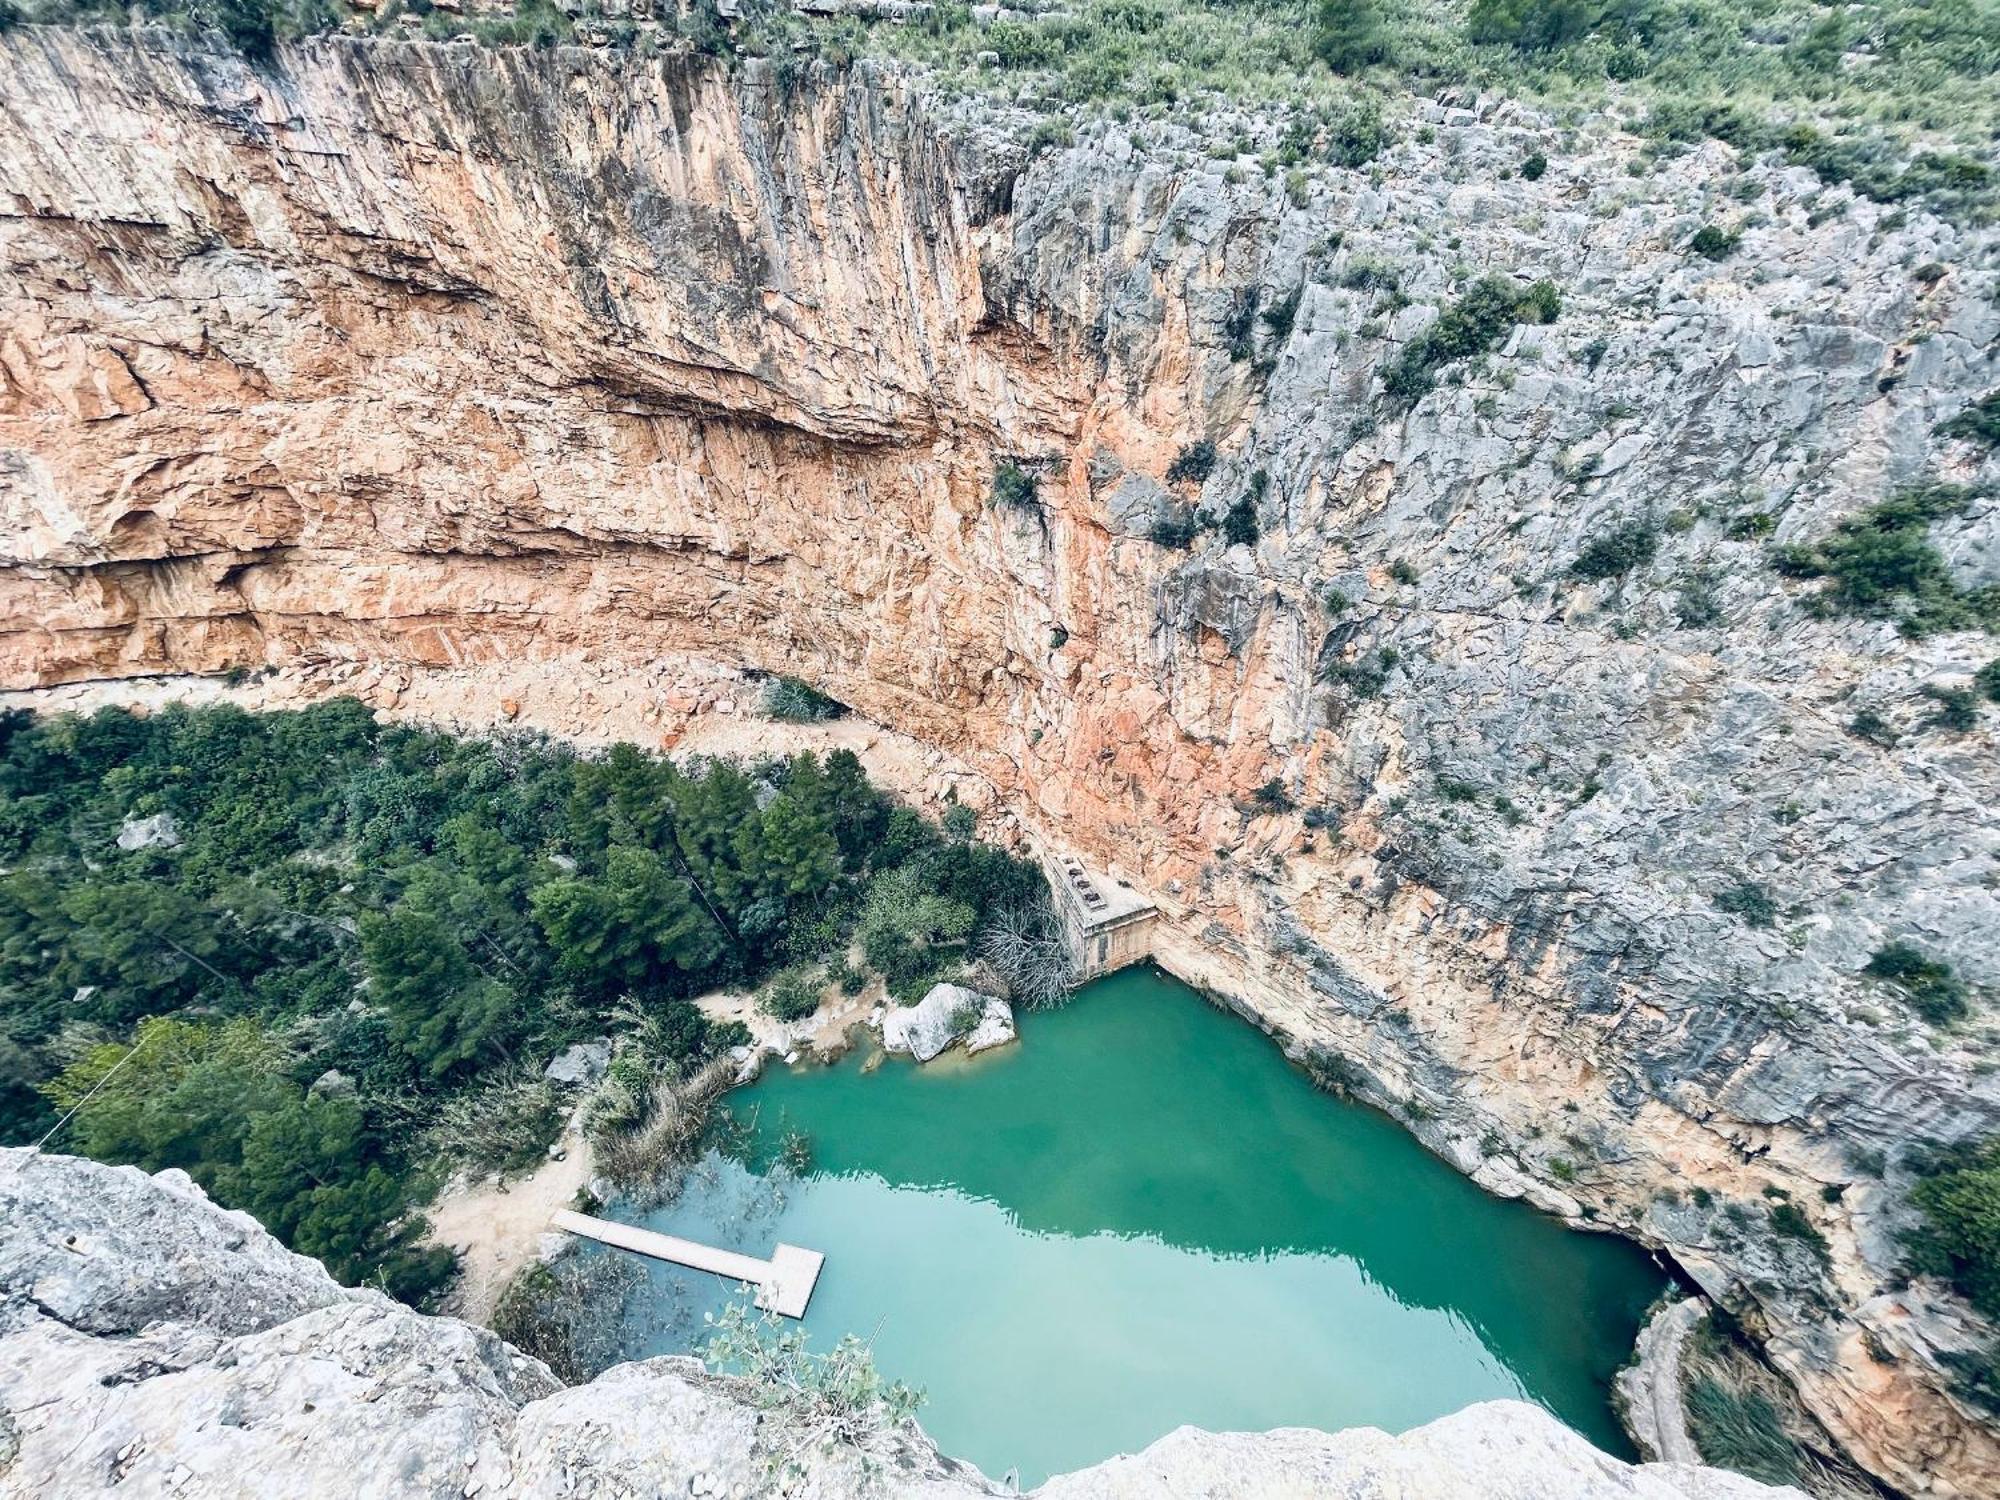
[
  {"xmin": 7, "ymin": 0, "xmax": 1994, "ymax": 219},
  {"xmin": 0, "ymin": 700, "xmax": 1045, "ymax": 1304}
]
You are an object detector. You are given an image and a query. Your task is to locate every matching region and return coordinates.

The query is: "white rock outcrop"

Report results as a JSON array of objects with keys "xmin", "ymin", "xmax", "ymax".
[
  {"xmin": 882, "ymin": 983, "xmax": 1015, "ymax": 1063},
  {"xmin": 0, "ymin": 1149, "xmax": 1805, "ymax": 1500},
  {"xmin": 113, "ymin": 812, "xmax": 179, "ymax": 850},
  {"xmin": 543, "ymin": 1039, "xmax": 612, "ymax": 1088}
]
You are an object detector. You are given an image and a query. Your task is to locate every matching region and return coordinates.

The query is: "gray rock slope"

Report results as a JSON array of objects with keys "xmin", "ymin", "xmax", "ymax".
[{"xmin": 0, "ymin": 1148, "xmax": 1798, "ymax": 1499}]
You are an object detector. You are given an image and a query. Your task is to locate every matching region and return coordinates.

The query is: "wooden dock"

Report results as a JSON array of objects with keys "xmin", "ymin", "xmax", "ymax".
[{"xmin": 548, "ymin": 1210, "xmax": 825, "ymax": 1318}]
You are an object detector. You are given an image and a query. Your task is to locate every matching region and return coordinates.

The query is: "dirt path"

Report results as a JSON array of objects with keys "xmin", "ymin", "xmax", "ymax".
[{"xmin": 425, "ymin": 1125, "xmax": 594, "ymax": 1324}]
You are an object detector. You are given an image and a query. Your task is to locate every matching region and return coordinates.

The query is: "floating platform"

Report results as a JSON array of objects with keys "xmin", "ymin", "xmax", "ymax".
[{"xmin": 549, "ymin": 1209, "xmax": 825, "ymax": 1318}]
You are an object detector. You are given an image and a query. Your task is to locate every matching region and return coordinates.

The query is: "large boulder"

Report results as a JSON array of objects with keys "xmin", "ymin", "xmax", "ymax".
[
  {"xmin": 882, "ymin": 983, "xmax": 1015, "ymax": 1063},
  {"xmin": 544, "ymin": 1039, "xmax": 612, "ymax": 1088},
  {"xmin": 114, "ymin": 812, "xmax": 180, "ymax": 850}
]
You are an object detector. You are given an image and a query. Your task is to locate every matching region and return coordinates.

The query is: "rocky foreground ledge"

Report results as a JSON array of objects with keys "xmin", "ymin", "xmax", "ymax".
[{"xmin": 0, "ymin": 1149, "xmax": 1796, "ymax": 1499}]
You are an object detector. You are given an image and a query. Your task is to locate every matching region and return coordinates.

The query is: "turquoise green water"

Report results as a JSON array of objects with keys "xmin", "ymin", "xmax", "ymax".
[{"xmin": 613, "ymin": 966, "xmax": 1667, "ymax": 1485}]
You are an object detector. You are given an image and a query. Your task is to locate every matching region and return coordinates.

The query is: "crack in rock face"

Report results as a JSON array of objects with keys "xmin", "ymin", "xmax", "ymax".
[{"xmin": 0, "ymin": 28, "xmax": 1996, "ymax": 1497}]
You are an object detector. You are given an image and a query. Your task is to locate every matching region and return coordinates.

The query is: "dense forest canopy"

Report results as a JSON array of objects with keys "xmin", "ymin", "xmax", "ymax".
[{"xmin": 0, "ymin": 700, "xmax": 1043, "ymax": 1303}]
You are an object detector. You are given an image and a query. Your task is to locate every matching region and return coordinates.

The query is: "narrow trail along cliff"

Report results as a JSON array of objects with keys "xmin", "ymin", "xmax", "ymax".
[{"xmin": 2, "ymin": 26, "xmax": 1998, "ymax": 1496}]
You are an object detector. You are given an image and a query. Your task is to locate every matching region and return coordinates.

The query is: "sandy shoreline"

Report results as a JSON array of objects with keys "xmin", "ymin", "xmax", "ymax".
[{"xmin": 424, "ymin": 1122, "xmax": 595, "ymax": 1325}]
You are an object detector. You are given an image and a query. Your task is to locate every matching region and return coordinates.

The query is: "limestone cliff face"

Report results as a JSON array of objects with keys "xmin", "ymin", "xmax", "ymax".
[
  {"xmin": 0, "ymin": 1148, "xmax": 1800, "ymax": 1498},
  {"xmin": 1, "ymin": 26, "xmax": 1998, "ymax": 1496}
]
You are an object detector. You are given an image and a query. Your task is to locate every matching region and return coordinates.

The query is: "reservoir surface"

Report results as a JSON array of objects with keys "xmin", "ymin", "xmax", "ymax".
[{"xmin": 611, "ymin": 965, "xmax": 1667, "ymax": 1485}]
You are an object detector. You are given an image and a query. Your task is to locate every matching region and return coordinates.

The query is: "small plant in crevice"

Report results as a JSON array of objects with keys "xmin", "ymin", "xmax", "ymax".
[
  {"xmin": 1223, "ymin": 291, "xmax": 1260, "ymax": 361},
  {"xmin": 1387, "ymin": 558, "xmax": 1419, "ymax": 586},
  {"xmin": 1865, "ymin": 942, "xmax": 1969, "ymax": 1025},
  {"xmin": 1381, "ymin": 274, "xmax": 1560, "ymax": 408},
  {"xmin": 1688, "ymin": 223, "xmax": 1742, "ymax": 259},
  {"xmin": 1221, "ymin": 496, "xmax": 1260, "ymax": 547},
  {"xmin": 1768, "ymin": 1200, "xmax": 1831, "ymax": 1265},
  {"xmin": 1320, "ymin": 647, "xmax": 1398, "ymax": 701},
  {"xmin": 1922, "ymin": 685, "xmax": 1979, "ymax": 734},
  {"xmin": 1302, "ymin": 1044, "xmax": 1365, "ymax": 1097},
  {"xmin": 1715, "ymin": 881, "xmax": 1777, "ymax": 928},
  {"xmin": 1260, "ymin": 287, "xmax": 1302, "ymax": 343},
  {"xmin": 989, "ymin": 461, "xmax": 1040, "ymax": 514},
  {"xmin": 1937, "ymin": 390, "xmax": 2000, "ymax": 450},
  {"xmin": 1220, "ymin": 470, "xmax": 1266, "ymax": 547},
  {"xmin": 763, "ymin": 675, "xmax": 847, "ymax": 722},
  {"xmin": 1977, "ymin": 659, "xmax": 2000, "ymax": 703},
  {"xmin": 1676, "ymin": 568, "xmax": 1723, "ymax": 627},
  {"xmin": 1337, "ymin": 256, "xmax": 1400, "ymax": 294},
  {"xmin": 1847, "ymin": 708, "xmax": 1897, "ymax": 748},
  {"xmin": 1939, "ymin": 1344, "xmax": 2000, "ymax": 1416},
  {"xmin": 1245, "ymin": 778, "xmax": 1296, "ymax": 816},
  {"xmin": 1166, "ymin": 439, "xmax": 1218, "ymax": 487},
  {"xmin": 1520, "ymin": 150, "xmax": 1548, "ymax": 181},
  {"xmin": 1569, "ymin": 521, "xmax": 1659, "ymax": 582},
  {"xmin": 1149, "ymin": 512, "xmax": 1203, "ymax": 549}
]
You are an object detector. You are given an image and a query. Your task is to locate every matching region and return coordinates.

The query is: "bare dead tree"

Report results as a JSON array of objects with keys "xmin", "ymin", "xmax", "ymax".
[{"xmin": 977, "ymin": 900, "xmax": 1077, "ymax": 1010}]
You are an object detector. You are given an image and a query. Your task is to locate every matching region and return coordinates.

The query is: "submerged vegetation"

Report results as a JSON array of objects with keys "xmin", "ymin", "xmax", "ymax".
[
  {"xmin": 706, "ymin": 1302, "xmax": 925, "ymax": 1479},
  {"xmin": 0, "ymin": 700, "xmax": 1047, "ymax": 1303}
]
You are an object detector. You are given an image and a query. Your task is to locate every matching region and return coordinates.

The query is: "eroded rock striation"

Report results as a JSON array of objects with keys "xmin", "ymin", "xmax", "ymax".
[
  {"xmin": 0, "ymin": 1148, "xmax": 1801, "ymax": 1498},
  {"xmin": 1, "ymin": 26, "xmax": 1997, "ymax": 1494}
]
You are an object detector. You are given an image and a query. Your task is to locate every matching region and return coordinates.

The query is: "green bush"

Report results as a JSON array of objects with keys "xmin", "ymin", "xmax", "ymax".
[
  {"xmin": 1676, "ymin": 570, "xmax": 1723, "ymax": 627},
  {"xmin": 1312, "ymin": 0, "xmax": 1390, "ymax": 73},
  {"xmin": 1938, "ymin": 391, "xmax": 2000, "ymax": 450},
  {"xmin": 1466, "ymin": 0, "xmax": 1598, "ymax": 52},
  {"xmin": 760, "ymin": 967, "xmax": 824, "ymax": 1023},
  {"xmin": 1768, "ymin": 1200, "xmax": 1829, "ymax": 1264},
  {"xmin": 1769, "ymin": 483, "xmax": 1990, "ymax": 637},
  {"xmin": 1338, "ymin": 257, "xmax": 1400, "ymax": 293},
  {"xmin": 1849, "ymin": 708, "xmax": 1898, "ymax": 747},
  {"xmin": 1568, "ymin": 522, "xmax": 1658, "ymax": 582},
  {"xmin": 1688, "ymin": 223, "xmax": 1741, "ymax": 259},
  {"xmin": 1222, "ymin": 492, "xmax": 1261, "ymax": 547},
  {"xmin": 1247, "ymin": 778, "xmax": 1295, "ymax": 814},
  {"xmin": 1923, "ymin": 685, "xmax": 1979, "ymax": 733},
  {"xmin": 1520, "ymin": 150, "xmax": 1548, "ymax": 181},
  {"xmin": 1940, "ymin": 1344, "xmax": 2000, "ymax": 1416},
  {"xmin": 1321, "ymin": 648, "xmax": 1397, "ymax": 700},
  {"xmin": 1327, "ymin": 99, "xmax": 1391, "ymax": 169},
  {"xmin": 990, "ymin": 462, "xmax": 1040, "ymax": 512},
  {"xmin": 1382, "ymin": 276, "xmax": 1560, "ymax": 407},
  {"xmin": 1865, "ymin": 942, "xmax": 1969, "ymax": 1025},
  {"xmin": 1166, "ymin": 440, "xmax": 1217, "ymax": 486},
  {"xmin": 762, "ymin": 675, "xmax": 847, "ymax": 722},
  {"xmin": 1977, "ymin": 659, "xmax": 2000, "ymax": 703},
  {"xmin": 1905, "ymin": 1140, "xmax": 2000, "ymax": 1319},
  {"xmin": 1150, "ymin": 513, "xmax": 1202, "ymax": 549}
]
